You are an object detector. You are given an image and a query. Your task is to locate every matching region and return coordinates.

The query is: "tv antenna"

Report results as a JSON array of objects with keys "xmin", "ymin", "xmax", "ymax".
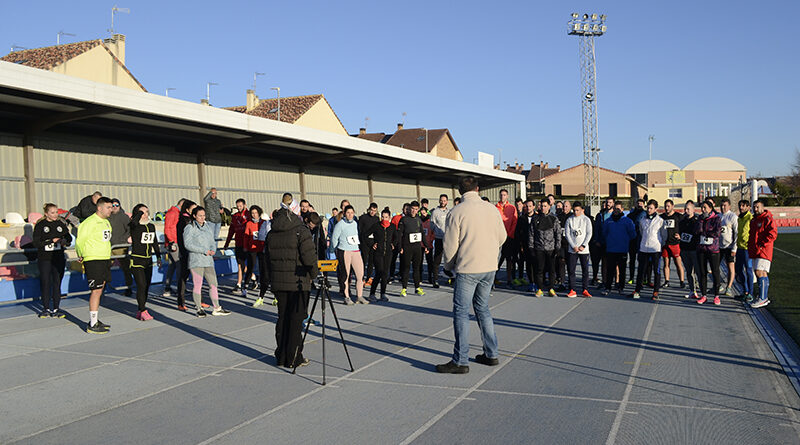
[
  {"xmin": 11, "ymin": 45, "xmax": 28, "ymax": 52},
  {"xmin": 207, "ymin": 82, "xmax": 218, "ymax": 103},
  {"xmin": 253, "ymin": 72, "xmax": 265, "ymax": 92},
  {"xmin": 364, "ymin": 116, "xmax": 370, "ymax": 130},
  {"xmin": 165, "ymin": 87, "xmax": 176, "ymax": 97},
  {"xmin": 57, "ymin": 31, "xmax": 76, "ymax": 45},
  {"xmin": 401, "ymin": 111, "xmax": 407, "ymax": 125},
  {"xmin": 109, "ymin": 5, "xmax": 130, "ymax": 34}
]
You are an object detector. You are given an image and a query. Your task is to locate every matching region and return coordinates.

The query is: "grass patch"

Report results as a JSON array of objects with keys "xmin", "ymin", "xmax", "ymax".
[{"xmin": 767, "ymin": 233, "xmax": 800, "ymax": 345}]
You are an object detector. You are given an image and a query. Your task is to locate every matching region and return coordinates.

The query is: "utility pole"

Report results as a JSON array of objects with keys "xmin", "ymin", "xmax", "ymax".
[
  {"xmin": 271, "ymin": 87, "xmax": 281, "ymax": 121},
  {"xmin": 648, "ymin": 134, "xmax": 655, "ymax": 185},
  {"xmin": 568, "ymin": 12, "xmax": 607, "ymax": 213}
]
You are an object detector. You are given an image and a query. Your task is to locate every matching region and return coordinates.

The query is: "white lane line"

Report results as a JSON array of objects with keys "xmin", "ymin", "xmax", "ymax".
[
  {"xmin": 605, "ymin": 302, "xmax": 659, "ymax": 445},
  {"xmin": 397, "ymin": 299, "xmax": 586, "ymax": 445},
  {"xmin": 774, "ymin": 246, "xmax": 800, "ymax": 259},
  {"xmin": 197, "ymin": 293, "xmax": 525, "ymax": 445}
]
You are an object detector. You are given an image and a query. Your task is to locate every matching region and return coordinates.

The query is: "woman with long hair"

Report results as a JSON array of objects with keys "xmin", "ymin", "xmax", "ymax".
[
  {"xmin": 32, "ymin": 203, "xmax": 71, "ymax": 318},
  {"xmin": 183, "ymin": 206, "xmax": 230, "ymax": 317},
  {"xmin": 129, "ymin": 203, "xmax": 161, "ymax": 320}
]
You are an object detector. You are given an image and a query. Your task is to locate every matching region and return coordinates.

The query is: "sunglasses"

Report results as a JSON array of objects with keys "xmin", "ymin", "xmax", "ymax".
[{"xmin": 112, "ymin": 204, "xmax": 120, "ymax": 207}]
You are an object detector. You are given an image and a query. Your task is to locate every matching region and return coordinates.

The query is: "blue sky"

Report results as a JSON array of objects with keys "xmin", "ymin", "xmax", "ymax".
[{"xmin": 3, "ymin": 0, "xmax": 798, "ymax": 176}]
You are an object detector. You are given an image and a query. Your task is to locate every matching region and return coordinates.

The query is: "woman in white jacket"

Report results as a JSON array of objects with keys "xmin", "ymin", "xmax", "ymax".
[
  {"xmin": 564, "ymin": 201, "xmax": 593, "ymax": 298},
  {"xmin": 633, "ymin": 200, "xmax": 667, "ymax": 300}
]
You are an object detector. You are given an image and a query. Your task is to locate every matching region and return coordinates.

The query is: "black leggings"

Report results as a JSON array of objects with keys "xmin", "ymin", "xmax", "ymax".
[
  {"xmin": 697, "ymin": 251, "xmax": 721, "ymax": 296},
  {"xmin": 177, "ymin": 252, "xmax": 190, "ymax": 307},
  {"xmin": 38, "ymin": 255, "xmax": 66, "ymax": 311},
  {"xmin": 590, "ymin": 243, "xmax": 604, "ymax": 281},
  {"xmin": 371, "ymin": 253, "xmax": 392, "ymax": 296},
  {"xmin": 401, "ymin": 246, "xmax": 423, "ymax": 289},
  {"xmin": 243, "ymin": 251, "xmax": 268, "ymax": 288},
  {"xmin": 132, "ymin": 265, "xmax": 153, "ymax": 311},
  {"xmin": 362, "ymin": 248, "xmax": 375, "ymax": 281}
]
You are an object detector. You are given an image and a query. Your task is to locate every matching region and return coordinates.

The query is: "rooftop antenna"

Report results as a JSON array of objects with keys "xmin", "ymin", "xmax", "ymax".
[
  {"xmin": 57, "ymin": 31, "xmax": 76, "ymax": 45},
  {"xmin": 364, "ymin": 116, "xmax": 370, "ymax": 130},
  {"xmin": 401, "ymin": 112, "xmax": 407, "ymax": 125},
  {"xmin": 165, "ymin": 87, "xmax": 176, "ymax": 97},
  {"xmin": 109, "ymin": 5, "xmax": 130, "ymax": 34},
  {"xmin": 253, "ymin": 72, "xmax": 265, "ymax": 92},
  {"xmin": 206, "ymin": 82, "xmax": 218, "ymax": 103},
  {"xmin": 11, "ymin": 45, "xmax": 28, "ymax": 52}
]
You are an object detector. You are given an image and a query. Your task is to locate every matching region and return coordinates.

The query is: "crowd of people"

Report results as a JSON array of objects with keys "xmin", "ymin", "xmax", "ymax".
[{"xmin": 25, "ymin": 179, "xmax": 779, "ymax": 369}]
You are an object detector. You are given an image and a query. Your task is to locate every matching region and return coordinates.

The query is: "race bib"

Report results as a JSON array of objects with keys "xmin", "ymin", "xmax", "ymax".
[
  {"xmin": 44, "ymin": 243, "xmax": 60, "ymax": 251},
  {"xmin": 700, "ymin": 236, "xmax": 714, "ymax": 245},
  {"xmin": 572, "ymin": 229, "xmax": 584, "ymax": 237},
  {"xmin": 368, "ymin": 234, "xmax": 374, "ymax": 239},
  {"xmin": 561, "ymin": 228, "xmax": 566, "ymax": 237},
  {"xmin": 347, "ymin": 235, "xmax": 360, "ymax": 245},
  {"xmin": 720, "ymin": 226, "xmax": 727, "ymax": 234},
  {"xmin": 409, "ymin": 232, "xmax": 422, "ymax": 243},
  {"xmin": 680, "ymin": 233, "xmax": 693, "ymax": 243},
  {"xmin": 141, "ymin": 232, "xmax": 156, "ymax": 244},
  {"xmin": 102, "ymin": 230, "xmax": 111, "ymax": 242},
  {"xmin": 253, "ymin": 232, "xmax": 259, "ymax": 240},
  {"xmin": 664, "ymin": 219, "xmax": 675, "ymax": 229}
]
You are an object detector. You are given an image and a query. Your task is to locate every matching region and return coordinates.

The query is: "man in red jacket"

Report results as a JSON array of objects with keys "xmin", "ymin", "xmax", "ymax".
[
  {"xmin": 495, "ymin": 189, "xmax": 516, "ymax": 286},
  {"xmin": 162, "ymin": 198, "xmax": 185, "ymax": 297},
  {"xmin": 748, "ymin": 199, "xmax": 777, "ymax": 308},
  {"xmin": 223, "ymin": 198, "xmax": 251, "ymax": 293}
]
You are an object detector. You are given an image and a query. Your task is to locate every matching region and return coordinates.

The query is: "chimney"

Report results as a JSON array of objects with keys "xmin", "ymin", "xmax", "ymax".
[
  {"xmin": 556, "ymin": 164, "xmax": 560, "ymax": 171},
  {"xmin": 359, "ymin": 128, "xmax": 366, "ymax": 135},
  {"xmin": 397, "ymin": 123, "xmax": 403, "ymax": 131},
  {"xmin": 544, "ymin": 162, "xmax": 549, "ymax": 169},
  {"xmin": 531, "ymin": 162, "xmax": 536, "ymax": 169},
  {"xmin": 200, "ymin": 99, "xmax": 210, "ymax": 106},
  {"xmin": 103, "ymin": 34, "xmax": 126, "ymax": 64},
  {"xmin": 246, "ymin": 89, "xmax": 260, "ymax": 112},
  {"xmin": 540, "ymin": 160, "xmax": 544, "ymax": 168}
]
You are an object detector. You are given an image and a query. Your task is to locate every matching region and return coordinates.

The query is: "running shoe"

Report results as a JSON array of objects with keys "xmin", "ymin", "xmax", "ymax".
[
  {"xmin": 366, "ymin": 278, "xmax": 373, "ymax": 287},
  {"xmin": 548, "ymin": 288, "xmax": 557, "ymax": 297},
  {"xmin": 713, "ymin": 296, "xmax": 721, "ymax": 305},
  {"xmin": 567, "ymin": 290, "xmax": 577, "ymax": 298},
  {"xmin": 201, "ymin": 302, "xmax": 211, "ymax": 308},
  {"xmin": 697, "ymin": 296, "xmax": 707, "ymax": 305},
  {"xmin": 140, "ymin": 310, "xmax": 154, "ymax": 321},
  {"xmin": 50, "ymin": 309, "xmax": 66, "ymax": 319},
  {"xmin": 679, "ymin": 281, "xmax": 685, "ymax": 289},
  {"xmin": 520, "ymin": 278, "xmax": 530, "ymax": 286},
  {"xmin": 535, "ymin": 289, "xmax": 544, "ymax": 298},
  {"xmin": 601, "ymin": 289, "xmax": 610, "ymax": 296},
  {"xmin": 249, "ymin": 281, "xmax": 258, "ymax": 290},
  {"xmin": 494, "ymin": 279, "xmax": 501, "ymax": 286},
  {"xmin": 724, "ymin": 288, "xmax": 733, "ymax": 297},
  {"xmin": 162, "ymin": 289, "xmax": 173, "ymax": 297},
  {"xmin": 631, "ymin": 292, "xmax": 640, "ymax": 299},
  {"xmin": 272, "ymin": 298, "xmax": 278, "ymax": 306},
  {"xmin": 744, "ymin": 293, "xmax": 754, "ymax": 304},
  {"xmin": 416, "ymin": 287, "xmax": 425, "ymax": 296},
  {"xmin": 233, "ymin": 283, "xmax": 242, "ymax": 292},
  {"xmin": 368, "ymin": 294, "xmax": 378, "ymax": 303},
  {"xmin": 177, "ymin": 305, "xmax": 187, "ymax": 311},
  {"xmin": 86, "ymin": 321, "xmax": 109, "ymax": 334},
  {"xmin": 344, "ymin": 297, "xmax": 355, "ymax": 305},
  {"xmin": 400, "ymin": 288, "xmax": 407, "ymax": 297},
  {"xmin": 211, "ymin": 307, "xmax": 231, "ymax": 316},
  {"xmin": 241, "ymin": 288, "xmax": 248, "ymax": 298},
  {"xmin": 134, "ymin": 311, "xmax": 141, "ymax": 320},
  {"xmin": 662, "ymin": 281, "xmax": 670, "ymax": 288},
  {"xmin": 38, "ymin": 311, "xmax": 50, "ymax": 318},
  {"xmin": 433, "ymin": 282, "xmax": 440, "ymax": 289},
  {"xmin": 196, "ymin": 309, "xmax": 207, "ymax": 318},
  {"xmin": 512, "ymin": 278, "xmax": 523, "ymax": 286},
  {"xmin": 750, "ymin": 297, "xmax": 770, "ymax": 309},
  {"xmin": 379, "ymin": 294, "xmax": 389, "ymax": 302},
  {"xmin": 253, "ymin": 297, "xmax": 265, "ymax": 308},
  {"xmin": 652, "ymin": 292, "xmax": 659, "ymax": 301},
  {"xmin": 357, "ymin": 297, "xmax": 370, "ymax": 304},
  {"xmin": 447, "ymin": 278, "xmax": 454, "ymax": 285},
  {"xmin": 582, "ymin": 290, "xmax": 593, "ymax": 298},
  {"xmin": 627, "ymin": 279, "xmax": 634, "ymax": 285},
  {"xmin": 124, "ymin": 288, "xmax": 132, "ymax": 297},
  {"xmin": 527, "ymin": 284, "xmax": 535, "ymax": 292}
]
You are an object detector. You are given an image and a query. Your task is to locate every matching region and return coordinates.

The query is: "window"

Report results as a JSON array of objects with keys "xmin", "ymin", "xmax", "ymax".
[
  {"xmin": 632, "ymin": 173, "xmax": 647, "ymax": 186},
  {"xmin": 608, "ymin": 183, "xmax": 618, "ymax": 197},
  {"xmin": 554, "ymin": 184, "xmax": 562, "ymax": 196},
  {"xmin": 668, "ymin": 188, "xmax": 683, "ymax": 198}
]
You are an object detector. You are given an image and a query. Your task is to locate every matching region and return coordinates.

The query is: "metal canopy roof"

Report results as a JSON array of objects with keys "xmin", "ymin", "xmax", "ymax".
[{"xmin": 0, "ymin": 62, "xmax": 523, "ymax": 187}]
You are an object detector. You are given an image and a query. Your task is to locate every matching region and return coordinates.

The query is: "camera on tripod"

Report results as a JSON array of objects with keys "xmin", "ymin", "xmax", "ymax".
[{"xmin": 317, "ymin": 259, "xmax": 338, "ymax": 273}]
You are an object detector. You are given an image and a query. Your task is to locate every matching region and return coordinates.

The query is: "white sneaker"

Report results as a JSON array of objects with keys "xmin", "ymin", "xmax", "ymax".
[
  {"xmin": 212, "ymin": 307, "xmax": 231, "ymax": 316},
  {"xmin": 750, "ymin": 298, "xmax": 770, "ymax": 309}
]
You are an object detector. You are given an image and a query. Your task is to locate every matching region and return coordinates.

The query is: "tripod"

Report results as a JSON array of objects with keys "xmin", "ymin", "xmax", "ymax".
[{"xmin": 292, "ymin": 272, "xmax": 354, "ymax": 384}]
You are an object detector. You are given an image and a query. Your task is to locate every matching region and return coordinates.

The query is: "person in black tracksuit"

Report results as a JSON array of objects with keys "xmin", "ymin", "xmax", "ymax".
[
  {"xmin": 515, "ymin": 200, "xmax": 537, "ymax": 286},
  {"xmin": 368, "ymin": 208, "xmax": 397, "ymax": 301},
  {"xmin": 129, "ymin": 204, "xmax": 161, "ymax": 318},
  {"xmin": 532, "ymin": 200, "xmax": 561, "ymax": 294},
  {"xmin": 358, "ymin": 204, "xmax": 380, "ymax": 283},
  {"xmin": 397, "ymin": 201, "xmax": 427, "ymax": 295},
  {"xmin": 627, "ymin": 202, "xmax": 646, "ymax": 284},
  {"xmin": 556, "ymin": 203, "xmax": 572, "ymax": 289},
  {"xmin": 176, "ymin": 200, "xmax": 197, "ymax": 309},
  {"xmin": 32, "ymin": 204, "xmax": 72, "ymax": 317}
]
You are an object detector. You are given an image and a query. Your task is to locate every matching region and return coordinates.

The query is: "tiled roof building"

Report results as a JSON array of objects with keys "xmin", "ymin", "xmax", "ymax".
[
  {"xmin": 355, "ymin": 124, "xmax": 463, "ymax": 161},
  {"xmin": 225, "ymin": 91, "xmax": 348, "ymax": 135}
]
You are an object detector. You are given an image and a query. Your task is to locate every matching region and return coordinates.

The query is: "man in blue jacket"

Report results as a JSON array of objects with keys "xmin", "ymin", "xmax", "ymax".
[{"xmin": 602, "ymin": 201, "xmax": 637, "ymax": 295}]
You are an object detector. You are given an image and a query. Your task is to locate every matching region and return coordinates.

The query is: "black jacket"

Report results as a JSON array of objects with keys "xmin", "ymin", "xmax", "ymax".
[
  {"xmin": 533, "ymin": 212, "xmax": 561, "ymax": 252},
  {"xmin": 397, "ymin": 215, "xmax": 423, "ymax": 249},
  {"xmin": 358, "ymin": 213, "xmax": 380, "ymax": 245},
  {"xmin": 515, "ymin": 213, "xmax": 535, "ymax": 250},
  {"xmin": 267, "ymin": 208, "xmax": 319, "ymax": 292},
  {"xmin": 310, "ymin": 224, "xmax": 327, "ymax": 261},
  {"xmin": 73, "ymin": 195, "xmax": 97, "ymax": 222},
  {"xmin": 369, "ymin": 223, "xmax": 397, "ymax": 257},
  {"xmin": 177, "ymin": 213, "xmax": 191, "ymax": 254},
  {"xmin": 32, "ymin": 218, "xmax": 72, "ymax": 261},
  {"xmin": 130, "ymin": 220, "xmax": 161, "ymax": 267}
]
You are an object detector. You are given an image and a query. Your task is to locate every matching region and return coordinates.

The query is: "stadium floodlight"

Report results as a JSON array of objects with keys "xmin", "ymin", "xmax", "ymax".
[{"xmin": 572, "ymin": 12, "xmax": 579, "ymax": 18}]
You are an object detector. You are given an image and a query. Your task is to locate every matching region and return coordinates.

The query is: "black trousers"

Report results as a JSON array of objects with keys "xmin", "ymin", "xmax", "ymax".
[
  {"xmin": 498, "ymin": 238, "xmax": 516, "ymax": 282},
  {"xmin": 431, "ymin": 238, "xmax": 445, "ymax": 281},
  {"xmin": 243, "ymin": 251, "xmax": 269, "ymax": 291},
  {"xmin": 371, "ymin": 252, "xmax": 392, "ymax": 296},
  {"xmin": 534, "ymin": 250, "xmax": 555, "ymax": 291},
  {"xmin": 38, "ymin": 255, "xmax": 66, "ymax": 311},
  {"xmin": 590, "ymin": 243, "xmax": 604, "ymax": 281},
  {"xmin": 524, "ymin": 248, "xmax": 537, "ymax": 284},
  {"xmin": 425, "ymin": 247, "xmax": 434, "ymax": 282},
  {"xmin": 132, "ymin": 264, "xmax": 153, "ymax": 311},
  {"xmin": 177, "ymin": 250, "xmax": 190, "ymax": 307},
  {"xmin": 604, "ymin": 252, "xmax": 627, "ymax": 291},
  {"xmin": 628, "ymin": 243, "xmax": 638, "ymax": 283},
  {"xmin": 516, "ymin": 240, "xmax": 526, "ymax": 280},
  {"xmin": 390, "ymin": 246, "xmax": 401, "ymax": 278},
  {"xmin": 361, "ymin": 247, "xmax": 375, "ymax": 281},
  {"xmin": 557, "ymin": 242, "xmax": 569, "ymax": 284},
  {"xmin": 635, "ymin": 252, "xmax": 661, "ymax": 293},
  {"xmin": 400, "ymin": 245, "xmax": 423, "ymax": 289},
  {"xmin": 697, "ymin": 251, "xmax": 721, "ymax": 296},
  {"xmin": 274, "ymin": 290, "xmax": 310, "ymax": 368},
  {"xmin": 567, "ymin": 252, "xmax": 590, "ymax": 292}
]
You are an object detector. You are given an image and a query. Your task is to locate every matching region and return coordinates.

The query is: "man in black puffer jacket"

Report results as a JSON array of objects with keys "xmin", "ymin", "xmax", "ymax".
[{"xmin": 267, "ymin": 206, "xmax": 319, "ymax": 368}]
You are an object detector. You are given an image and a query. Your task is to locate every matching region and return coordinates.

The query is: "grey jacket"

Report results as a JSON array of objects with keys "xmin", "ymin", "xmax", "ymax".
[
  {"xmin": 108, "ymin": 211, "xmax": 131, "ymax": 246},
  {"xmin": 532, "ymin": 212, "xmax": 561, "ymax": 252},
  {"xmin": 430, "ymin": 206, "xmax": 449, "ymax": 239},
  {"xmin": 183, "ymin": 221, "xmax": 217, "ymax": 269},
  {"xmin": 204, "ymin": 191, "xmax": 223, "ymax": 224}
]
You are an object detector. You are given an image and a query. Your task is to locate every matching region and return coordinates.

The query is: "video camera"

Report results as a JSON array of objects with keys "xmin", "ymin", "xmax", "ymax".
[{"xmin": 317, "ymin": 259, "xmax": 338, "ymax": 273}]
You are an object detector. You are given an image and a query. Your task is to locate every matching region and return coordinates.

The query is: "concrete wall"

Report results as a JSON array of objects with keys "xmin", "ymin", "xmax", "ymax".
[
  {"xmin": 51, "ymin": 45, "xmax": 144, "ymax": 92},
  {"xmin": 0, "ymin": 134, "xmax": 25, "ymax": 219},
  {"xmin": 294, "ymin": 100, "xmax": 348, "ymax": 135},
  {"xmin": 205, "ymin": 153, "xmax": 300, "ymax": 214}
]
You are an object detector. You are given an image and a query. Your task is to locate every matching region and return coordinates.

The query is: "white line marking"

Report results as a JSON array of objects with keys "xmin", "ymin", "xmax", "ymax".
[
  {"xmin": 605, "ymin": 302, "xmax": 659, "ymax": 445},
  {"xmin": 397, "ymin": 299, "xmax": 586, "ymax": 445},
  {"xmin": 775, "ymin": 246, "xmax": 800, "ymax": 259}
]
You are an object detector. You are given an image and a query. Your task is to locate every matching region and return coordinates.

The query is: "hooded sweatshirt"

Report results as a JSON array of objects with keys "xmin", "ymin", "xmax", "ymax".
[
  {"xmin": 748, "ymin": 209, "xmax": 777, "ymax": 261},
  {"xmin": 718, "ymin": 210, "xmax": 738, "ymax": 251},
  {"xmin": 565, "ymin": 213, "xmax": 592, "ymax": 255},
  {"xmin": 183, "ymin": 220, "xmax": 216, "ymax": 269},
  {"xmin": 638, "ymin": 212, "xmax": 666, "ymax": 253},
  {"xmin": 331, "ymin": 217, "xmax": 361, "ymax": 251},
  {"xmin": 602, "ymin": 211, "xmax": 636, "ymax": 254},
  {"xmin": 129, "ymin": 212, "xmax": 161, "ymax": 267}
]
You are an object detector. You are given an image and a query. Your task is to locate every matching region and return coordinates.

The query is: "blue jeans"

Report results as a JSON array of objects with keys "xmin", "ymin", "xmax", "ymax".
[
  {"xmin": 735, "ymin": 249, "xmax": 753, "ymax": 295},
  {"xmin": 452, "ymin": 271, "xmax": 499, "ymax": 366}
]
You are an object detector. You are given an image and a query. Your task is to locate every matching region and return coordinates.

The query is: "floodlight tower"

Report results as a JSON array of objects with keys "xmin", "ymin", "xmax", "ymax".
[{"xmin": 568, "ymin": 12, "xmax": 607, "ymax": 212}]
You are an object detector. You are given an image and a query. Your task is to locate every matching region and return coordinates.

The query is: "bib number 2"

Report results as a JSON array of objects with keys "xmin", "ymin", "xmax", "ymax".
[{"xmin": 409, "ymin": 233, "xmax": 422, "ymax": 243}]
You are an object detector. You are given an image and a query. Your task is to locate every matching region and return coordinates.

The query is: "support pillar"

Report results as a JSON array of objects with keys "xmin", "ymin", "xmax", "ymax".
[
  {"xmin": 197, "ymin": 154, "xmax": 207, "ymax": 203},
  {"xmin": 299, "ymin": 167, "xmax": 306, "ymax": 201},
  {"xmin": 367, "ymin": 175, "xmax": 374, "ymax": 204},
  {"xmin": 416, "ymin": 181, "xmax": 421, "ymax": 203},
  {"xmin": 22, "ymin": 138, "xmax": 35, "ymax": 216}
]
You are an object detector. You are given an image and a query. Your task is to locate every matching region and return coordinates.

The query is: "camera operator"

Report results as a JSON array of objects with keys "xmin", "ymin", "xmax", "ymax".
[{"xmin": 267, "ymin": 201, "xmax": 319, "ymax": 368}]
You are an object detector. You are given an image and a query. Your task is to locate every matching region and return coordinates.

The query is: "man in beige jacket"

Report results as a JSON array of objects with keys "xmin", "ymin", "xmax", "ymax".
[{"xmin": 436, "ymin": 176, "xmax": 508, "ymax": 374}]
